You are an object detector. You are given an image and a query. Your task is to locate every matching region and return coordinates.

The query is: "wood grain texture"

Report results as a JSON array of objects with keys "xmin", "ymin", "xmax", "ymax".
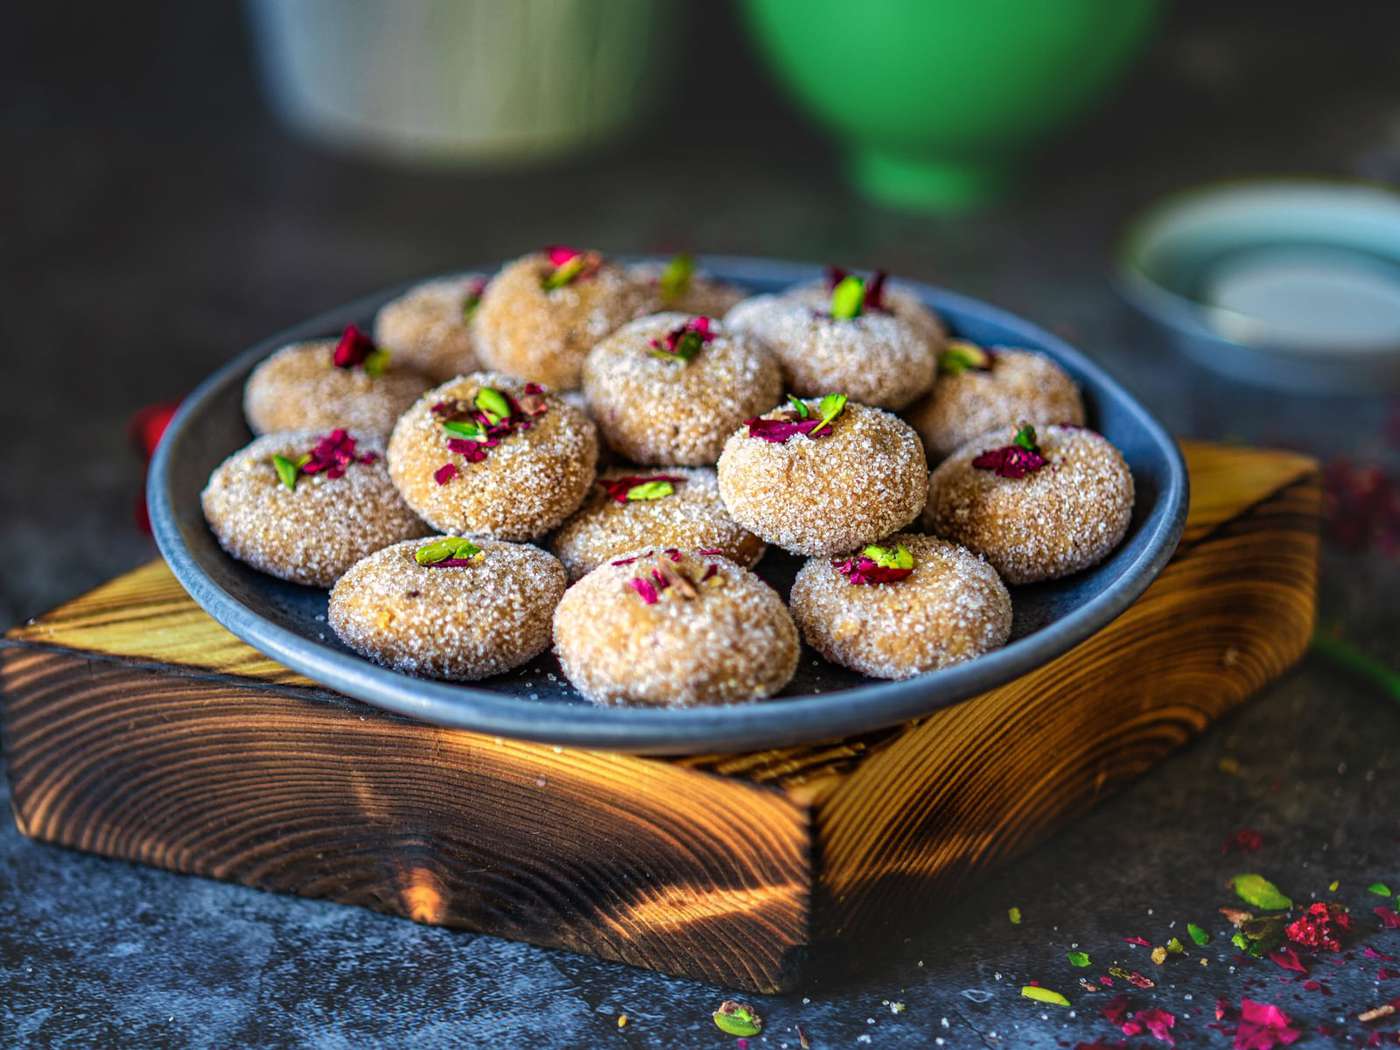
[{"xmin": 0, "ymin": 442, "xmax": 1318, "ymax": 992}]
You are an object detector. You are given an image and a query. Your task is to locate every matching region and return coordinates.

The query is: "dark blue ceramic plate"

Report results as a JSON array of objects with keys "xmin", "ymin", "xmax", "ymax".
[{"xmin": 149, "ymin": 257, "xmax": 1188, "ymax": 754}]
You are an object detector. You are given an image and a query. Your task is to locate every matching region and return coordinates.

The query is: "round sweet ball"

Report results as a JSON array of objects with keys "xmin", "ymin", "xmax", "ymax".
[
  {"xmin": 717, "ymin": 398, "xmax": 928, "ymax": 556},
  {"xmin": 550, "ymin": 466, "xmax": 765, "ymax": 582},
  {"xmin": 201, "ymin": 429, "xmax": 431, "ymax": 587},
  {"xmin": 387, "ymin": 372, "xmax": 598, "ymax": 541},
  {"xmin": 553, "ymin": 549, "xmax": 798, "ymax": 706},
  {"xmin": 329, "ymin": 536, "xmax": 566, "ymax": 681},
  {"xmin": 724, "ymin": 292, "xmax": 935, "ymax": 411},
  {"xmin": 787, "ymin": 277, "xmax": 947, "ymax": 352},
  {"xmin": 243, "ymin": 335, "xmax": 431, "ymax": 438},
  {"xmin": 791, "ymin": 533, "xmax": 1012, "ymax": 680},
  {"xmin": 372, "ymin": 274, "xmax": 489, "ymax": 382},
  {"xmin": 472, "ymin": 248, "xmax": 648, "ymax": 390},
  {"xmin": 923, "ymin": 423, "xmax": 1134, "ymax": 584},
  {"xmin": 628, "ymin": 258, "xmax": 747, "ymax": 318},
  {"xmin": 581, "ymin": 313, "xmax": 783, "ymax": 465},
  {"xmin": 905, "ymin": 345, "xmax": 1086, "ymax": 461}
]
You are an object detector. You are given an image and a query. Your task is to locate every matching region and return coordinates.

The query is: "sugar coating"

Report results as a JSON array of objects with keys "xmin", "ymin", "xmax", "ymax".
[
  {"xmin": 550, "ymin": 466, "xmax": 765, "ymax": 582},
  {"xmin": 386, "ymin": 372, "xmax": 598, "ymax": 540},
  {"xmin": 786, "ymin": 279, "xmax": 947, "ymax": 353},
  {"xmin": 790, "ymin": 532, "xmax": 1012, "ymax": 680},
  {"xmin": 329, "ymin": 538, "xmax": 565, "ymax": 681},
  {"xmin": 627, "ymin": 261, "xmax": 747, "ymax": 318},
  {"xmin": 373, "ymin": 274, "xmax": 487, "ymax": 382},
  {"xmin": 904, "ymin": 348, "xmax": 1086, "ymax": 461},
  {"xmin": 717, "ymin": 401, "xmax": 928, "ymax": 556},
  {"xmin": 201, "ymin": 430, "xmax": 431, "ymax": 588},
  {"xmin": 553, "ymin": 550, "xmax": 798, "ymax": 707},
  {"xmin": 923, "ymin": 424, "xmax": 1134, "ymax": 584},
  {"xmin": 725, "ymin": 292, "xmax": 936, "ymax": 411},
  {"xmin": 472, "ymin": 252, "xmax": 647, "ymax": 390},
  {"xmin": 243, "ymin": 340, "xmax": 431, "ymax": 438},
  {"xmin": 581, "ymin": 312, "xmax": 783, "ymax": 465}
]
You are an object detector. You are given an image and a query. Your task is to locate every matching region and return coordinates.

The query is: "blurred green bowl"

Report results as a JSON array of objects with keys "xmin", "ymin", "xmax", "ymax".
[{"xmin": 739, "ymin": 0, "xmax": 1161, "ymax": 211}]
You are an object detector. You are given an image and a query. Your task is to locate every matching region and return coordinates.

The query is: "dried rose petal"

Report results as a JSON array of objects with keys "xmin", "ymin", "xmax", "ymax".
[
  {"xmin": 744, "ymin": 416, "xmax": 834, "ymax": 443},
  {"xmin": 1376, "ymin": 906, "xmax": 1400, "ymax": 929},
  {"xmin": 1286, "ymin": 902, "xmax": 1350, "ymax": 951},
  {"xmin": 972, "ymin": 444, "xmax": 1048, "ymax": 479},
  {"xmin": 1269, "ymin": 948, "xmax": 1309, "ymax": 975},
  {"xmin": 649, "ymin": 316, "xmax": 715, "ymax": 362},
  {"xmin": 1101, "ymin": 995, "xmax": 1132, "ymax": 1025},
  {"xmin": 832, "ymin": 556, "xmax": 913, "ymax": 586},
  {"xmin": 598, "ymin": 474, "xmax": 685, "ymax": 504},
  {"xmin": 701, "ymin": 564, "xmax": 718, "ymax": 582},
  {"xmin": 628, "ymin": 577, "xmax": 659, "ymax": 605},
  {"xmin": 1234, "ymin": 998, "xmax": 1301, "ymax": 1049},
  {"xmin": 1366, "ymin": 947, "xmax": 1398, "ymax": 962},
  {"xmin": 610, "ymin": 553, "xmax": 648, "ymax": 566},
  {"xmin": 332, "ymin": 324, "xmax": 376, "ymax": 369},
  {"xmin": 1223, "ymin": 829, "xmax": 1265, "ymax": 854},
  {"xmin": 547, "ymin": 245, "xmax": 582, "ymax": 267},
  {"xmin": 865, "ymin": 269, "xmax": 889, "ymax": 311},
  {"xmin": 1122, "ymin": 936, "xmax": 1152, "ymax": 947},
  {"xmin": 434, "ymin": 463, "xmax": 458, "ymax": 485}
]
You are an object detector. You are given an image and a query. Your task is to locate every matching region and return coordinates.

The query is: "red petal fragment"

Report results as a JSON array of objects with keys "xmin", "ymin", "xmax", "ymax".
[
  {"xmin": 546, "ymin": 245, "xmax": 582, "ymax": 267},
  {"xmin": 650, "ymin": 568, "xmax": 670, "ymax": 589},
  {"xmin": 1234, "ymin": 998, "xmax": 1302, "ymax": 1049},
  {"xmin": 333, "ymin": 324, "xmax": 376, "ymax": 369},
  {"xmin": 433, "ymin": 463, "xmax": 458, "ymax": 485},
  {"xmin": 1101, "ymin": 995, "xmax": 1132, "ymax": 1025},
  {"xmin": 832, "ymin": 556, "xmax": 913, "ymax": 586},
  {"xmin": 628, "ymin": 577, "xmax": 659, "ymax": 605},
  {"xmin": 744, "ymin": 416, "xmax": 830, "ymax": 443},
  {"xmin": 1223, "ymin": 828, "xmax": 1265, "ymax": 854},
  {"xmin": 1380, "ymin": 968, "xmax": 1400, "ymax": 980},
  {"xmin": 1134, "ymin": 1007, "xmax": 1177, "ymax": 1046},
  {"xmin": 1269, "ymin": 948, "xmax": 1309, "ymax": 975},
  {"xmin": 1286, "ymin": 901, "xmax": 1350, "ymax": 952},
  {"xmin": 701, "ymin": 564, "xmax": 718, "ymax": 582},
  {"xmin": 128, "ymin": 399, "xmax": 181, "ymax": 460},
  {"xmin": 865, "ymin": 269, "xmax": 889, "ymax": 312},
  {"xmin": 1367, "ymin": 947, "xmax": 1398, "ymax": 962},
  {"xmin": 1122, "ymin": 936, "xmax": 1152, "ymax": 947},
  {"xmin": 427, "ymin": 557, "xmax": 480, "ymax": 568},
  {"xmin": 1377, "ymin": 907, "xmax": 1400, "ymax": 929},
  {"xmin": 824, "ymin": 266, "xmax": 848, "ymax": 290},
  {"xmin": 598, "ymin": 474, "xmax": 686, "ymax": 504},
  {"xmin": 1216, "ymin": 998, "xmax": 1232, "ymax": 1021},
  {"xmin": 972, "ymin": 444, "xmax": 1049, "ymax": 479},
  {"xmin": 664, "ymin": 548, "xmax": 681, "ymax": 561},
  {"xmin": 610, "ymin": 553, "xmax": 649, "ymax": 566}
]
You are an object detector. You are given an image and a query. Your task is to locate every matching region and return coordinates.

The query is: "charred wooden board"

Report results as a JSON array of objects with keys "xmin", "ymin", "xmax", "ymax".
[{"xmin": 0, "ymin": 442, "xmax": 1318, "ymax": 992}]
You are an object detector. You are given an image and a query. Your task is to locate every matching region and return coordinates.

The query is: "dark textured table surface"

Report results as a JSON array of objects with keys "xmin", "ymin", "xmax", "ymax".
[{"xmin": 4, "ymin": 3, "xmax": 1399, "ymax": 1047}]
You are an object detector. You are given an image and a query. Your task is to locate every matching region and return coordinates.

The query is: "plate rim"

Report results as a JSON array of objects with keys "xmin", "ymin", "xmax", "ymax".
[{"xmin": 149, "ymin": 255, "xmax": 1189, "ymax": 754}]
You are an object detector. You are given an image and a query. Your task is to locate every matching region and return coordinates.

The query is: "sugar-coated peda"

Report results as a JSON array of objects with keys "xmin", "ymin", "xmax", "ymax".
[
  {"xmin": 550, "ymin": 466, "xmax": 765, "ymax": 582},
  {"xmin": 716, "ymin": 397, "xmax": 928, "ymax": 556},
  {"xmin": 329, "ymin": 536, "xmax": 565, "ymax": 681},
  {"xmin": 472, "ymin": 248, "xmax": 647, "ymax": 390},
  {"xmin": 923, "ymin": 423, "xmax": 1134, "ymax": 584},
  {"xmin": 581, "ymin": 313, "xmax": 782, "ymax": 465},
  {"xmin": 790, "ymin": 533, "xmax": 1012, "ymax": 680},
  {"xmin": 372, "ymin": 274, "xmax": 489, "ymax": 382},
  {"xmin": 201, "ymin": 429, "xmax": 430, "ymax": 587},
  {"xmin": 787, "ymin": 275, "xmax": 947, "ymax": 353},
  {"xmin": 553, "ymin": 549, "xmax": 798, "ymax": 707},
  {"xmin": 386, "ymin": 372, "xmax": 598, "ymax": 540},
  {"xmin": 905, "ymin": 345, "xmax": 1085, "ymax": 461},
  {"xmin": 243, "ymin": 330, "xmax": 430, "ymax": 438}
]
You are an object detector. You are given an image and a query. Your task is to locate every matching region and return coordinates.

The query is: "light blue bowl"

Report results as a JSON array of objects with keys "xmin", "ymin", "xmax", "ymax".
[{"xmin": 1118, "ymin": 179, "xmax": 1400, "ymax": 394}]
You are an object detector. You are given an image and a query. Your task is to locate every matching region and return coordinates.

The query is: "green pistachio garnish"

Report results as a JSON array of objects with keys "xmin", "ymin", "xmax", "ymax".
[
  {"xmin": 414, "ymin": 536, "xmax": 483, "ymax": 565},
  {"xmin": 363, "ymin": 348, "xmax": 391, "ymax": 377},
  {"xmin": 816, "ymin": 392, "xmax": 848, "ymax": 431},
  {"xmin": 272, "ymin": 453, "xmax": 311, "ymax": 491},
  {"xmin": 787, "ymin": 394, "xmax": 810, "ymax": 419},
  {"xmin": 1012, "ymin": 422, "xmax": 1040, "ymax": 453},
  {"xmin": 862, "ymin": 543, "xmax": 914, "ymax": 570},
  {"xmin": 442, "ymin": 419, "xmax": 487, "ymax": 442},
  {"xmin": 938, "ymin": 339, "xmax": 993, "ymax": 375},
  {"xmin": 1187, "ymin": 922, "xmax": 1211, "ymax": 946},
  {"xmin": 658, "ymin": 252, "xmax": 695, "ymax": 303},
  {"xmin": 1021, "ymin": 986, "xmax": 1070, "ymax": 1008},
  {"xmin": 625, "ymin": 480, "xmax": 675, "ymax": 501},
  {"xmin": 542, "ymin": 255, "xmax": 586, "ymax": 291},
  {"xmin": 475, "ymin": 387, "xmax": 511, "ymax": 425},
  {"xmin": 829, "ymin": 275, "xmax": 865, "ymax": 320},
  {"xmin": 713, "ymin": 1001, "xmax": 762, "ymax": 1038},
  {"xmin": 1067, "ymin": 950, "xmax": 1092, "ymax": 968}
]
